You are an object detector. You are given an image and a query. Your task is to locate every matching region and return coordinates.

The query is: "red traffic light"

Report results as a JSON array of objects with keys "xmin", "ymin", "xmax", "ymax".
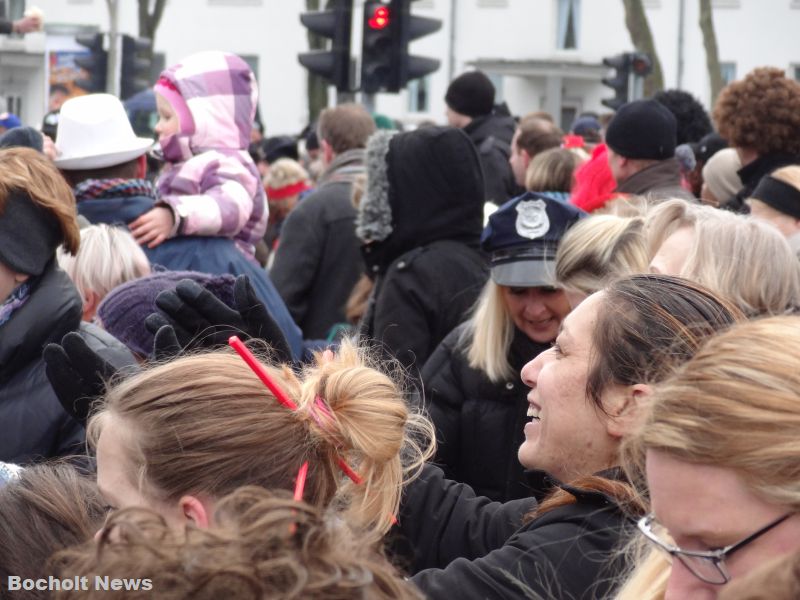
[{"xmin": 368, "ymin": 5, "xmax": 390, "ymax": 29}]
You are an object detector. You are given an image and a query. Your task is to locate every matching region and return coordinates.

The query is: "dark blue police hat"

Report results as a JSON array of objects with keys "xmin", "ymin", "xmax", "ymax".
[{"xmin": 481, "ymin": 192, "xmax": 585, "ymax": 287}]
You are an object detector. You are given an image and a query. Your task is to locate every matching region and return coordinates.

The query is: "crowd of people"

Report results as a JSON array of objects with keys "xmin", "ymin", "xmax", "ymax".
[{"xmin": 1, "ymin": 45, "xmax": 800, "ymax": 599}]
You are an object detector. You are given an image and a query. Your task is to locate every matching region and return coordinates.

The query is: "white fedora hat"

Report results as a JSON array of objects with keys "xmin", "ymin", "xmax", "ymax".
[{"xmin": 54, "ymin": 93, "xmax": 154, "ymax": 170}]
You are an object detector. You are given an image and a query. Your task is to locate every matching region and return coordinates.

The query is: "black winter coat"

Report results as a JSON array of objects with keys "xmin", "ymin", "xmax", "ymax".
[
  {"xmin": 362, "ymin": 240, "xmax": 487, "ymax": 378},
  {"xmin": 400, "ymin": 465, "xmax": 632, "ymax": 600},
  {"xmin": 422, "ymin": 323, "xmax": 549, "ymax": 501},
  {"xmin": 357, "ymin": 127, "xmax": 489, "ymax": 378},
  {"xmin": 464, "ymin": 114, "xmax": 519, "ymax": 205},
  {"xmin": 271, "ymin": 149, "xmax": 366, "ymax": 340},
  {"xmin": 0, "ymin": 262, "xmax": 136, "ymax": 464}
]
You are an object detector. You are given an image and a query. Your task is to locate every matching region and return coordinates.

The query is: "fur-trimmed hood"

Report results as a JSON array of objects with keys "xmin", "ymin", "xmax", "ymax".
[{"xmin": 356, "ymin": 126, "xmax": 485, "ymax": 270}]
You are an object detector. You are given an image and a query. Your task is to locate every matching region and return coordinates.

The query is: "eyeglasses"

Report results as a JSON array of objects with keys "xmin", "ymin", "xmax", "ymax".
[{"xmin": 637, "ymin": 512, "xmax": 794, "ymax": 585}]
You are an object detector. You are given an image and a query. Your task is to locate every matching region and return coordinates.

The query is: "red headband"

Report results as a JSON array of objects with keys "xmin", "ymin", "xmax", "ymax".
[{"xmin": 267, "ymin": 180, "xmax": 311, "ymax": 200}]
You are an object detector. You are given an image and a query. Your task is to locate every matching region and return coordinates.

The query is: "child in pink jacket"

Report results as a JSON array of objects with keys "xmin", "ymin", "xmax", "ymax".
[{"xmin": 130, "ymin": 51, "xmax": 267, "ymax": 261}]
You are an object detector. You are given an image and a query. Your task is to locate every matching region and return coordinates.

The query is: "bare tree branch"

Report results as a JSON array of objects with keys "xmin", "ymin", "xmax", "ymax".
[
  {"xmin": 621, "ymin": 0, "xmax": 664, "ymax": 96},
  {"xmin": 699, "ymin": 0, "xmax": 724, "ymax": 105}
]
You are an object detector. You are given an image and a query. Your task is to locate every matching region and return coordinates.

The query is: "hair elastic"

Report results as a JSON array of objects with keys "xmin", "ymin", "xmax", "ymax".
[{"xmin": 228, "ymin": 336, "xmax": 363, "ymax": 486}]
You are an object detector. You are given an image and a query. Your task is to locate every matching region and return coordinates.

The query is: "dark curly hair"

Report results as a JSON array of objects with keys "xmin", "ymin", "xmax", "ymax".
[
  {"xmin": 713, "ymin": 67, "xmax": 800, "ymax": 157},
  {"xmin": 652, "ymin": 89, "xmax": 713, "ymax": 145}
]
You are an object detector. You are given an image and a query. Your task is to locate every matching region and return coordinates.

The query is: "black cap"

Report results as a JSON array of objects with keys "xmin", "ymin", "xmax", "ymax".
[
  {"xmin": 689, "ymin": 132, "xmax": 728, "ymax": 164},
  {"xmin": 605, "ymin": 99, "xmax": 677, "ymax": 160},
  {"xmin": 445, "ymin": 71, "xmax": 495, "ymax": 118},
  {"xmin": 481, "ymin": 192, "xmax": 585, "ymax": 287}
]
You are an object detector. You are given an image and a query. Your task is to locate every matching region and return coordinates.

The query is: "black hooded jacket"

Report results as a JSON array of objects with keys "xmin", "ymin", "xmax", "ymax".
[
  {"xmin": 464, "ymin": 113, "xmax": 519, "ymax": 205},
  {"xmin": 0, "ymin": 261, "xmax": 136, "ymax": 463},
  {"xmin": 422, "ymin": 322, "xmax": 549, "ymax": 501},
  {"xmin": 357, "ymin": 127, "xmax": 489, "ymax": 378}
]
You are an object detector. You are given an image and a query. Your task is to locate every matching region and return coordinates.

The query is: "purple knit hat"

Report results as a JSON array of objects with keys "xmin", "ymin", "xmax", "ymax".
[{"xmin": 96, "ymin": 270, "xmax": 236, "ymax": 358}]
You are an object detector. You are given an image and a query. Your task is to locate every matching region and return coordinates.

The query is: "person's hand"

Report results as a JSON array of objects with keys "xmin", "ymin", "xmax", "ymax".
[
  {"xmin": 43, "ymin": 332, "xmax": 135, "ymax": 425},
  {"xmin": 12, "ymin": 15, "xmax": 41, "ymax": 34},
  {"xmin": 42, "ymin": 134, "xmax": 58, "ymax": 161},
  {"xmin": 145, "ymin": 275, "xmax": 294, "ymax": 364},
  {"xmin": 130, "ymin": 206, "xmax": 175, "ymax": 248}
]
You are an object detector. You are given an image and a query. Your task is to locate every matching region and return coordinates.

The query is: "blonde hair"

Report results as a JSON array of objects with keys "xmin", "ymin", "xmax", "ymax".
[
  {"xmin": 57, "ymin": 224, "xmax": 150, "ymax": 307},
  {"xmin": 645, "ymin": 199, "xmax": 800, "ymax": 315},
  {"xmin": 0, "ymin": 147, "xmax": 80, "ymax": 255},
  {"xmin": 770, "ymin": 165, "xmax": 800, "ymax": 190},
  {"xmin": 555, "ymin": 215, "xmax": 649, "ymax": 296},
  {"xmin": 264, "ymin": 158, "xmax": 309, "ymax": 190},
  {"xmin": 53, "ymin": 487, "xmax": 422, "ymax": 600},
  {"xmin": 524, "ymin": 147, "xmax": 582, "ymax": 192},
  {"xmin": 613, "ymin": 545, "xmax": 669, "ymax": 600},
  {"xmin": 630, "ymin": 315, "xmax": 800, "ymax": 507},
  {"xmin": 462, "ymin": 280, "xmax": 515, "ymax": 382},
  {"xmin": 88, "ymin": 342, "xmax": 433, "ymax": 542}
]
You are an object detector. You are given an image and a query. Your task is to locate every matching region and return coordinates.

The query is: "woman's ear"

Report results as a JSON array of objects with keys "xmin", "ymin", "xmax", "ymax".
[
  {"xmin": 178, "ymin": 495, "xmax": 211, "ymax": 529},
  {"xmin": 606, "ymin": 383, "xmax": 653, "ymax": 439}
]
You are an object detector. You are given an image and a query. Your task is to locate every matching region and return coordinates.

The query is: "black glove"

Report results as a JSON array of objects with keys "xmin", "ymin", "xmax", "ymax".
[
  {"xmin": 145, "ymin": 275, "xmax": 293, "ymax": 364},
  {"xmin": 43, "ymin": 332, "xmax": 124, "ymax": 425}
]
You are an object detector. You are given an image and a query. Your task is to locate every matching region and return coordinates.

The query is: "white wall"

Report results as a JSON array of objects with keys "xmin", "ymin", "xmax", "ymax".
[{"xmin": 19, "ymin": 0, "xmax": 800, "ymax": 134}]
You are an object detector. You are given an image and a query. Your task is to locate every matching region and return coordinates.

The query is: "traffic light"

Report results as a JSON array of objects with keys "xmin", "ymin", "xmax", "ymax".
[
  {"xmin": 393, "ymin": 0, "xmax": 441, "ymax": 89},
  {"xmin": 74, "ymin": 33, "xmax": 108, "ymax": 93},
  {"xmin": 361, "ymin": 1, "xmax": 395, "ymax": 93},
  {"xmin": 601, "ymin": 53, "xmax": 630, "ymax": 111},
  {"xmin": 601, "ymin": 52, "xmax": 653, "ymax": 110},
  {"xmin": 120, "ymin": 35, "xmax": 153, "ymax": 100},
  {"xmin": 298, "ymin": 0, "xmax": 353, "ymax": 92},
  {"xmin": 361, "ymin": 0, "xmax": 441, "ymax": 94}
]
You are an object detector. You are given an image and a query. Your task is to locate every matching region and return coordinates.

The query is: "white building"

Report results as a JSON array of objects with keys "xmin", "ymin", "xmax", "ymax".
[{"xmin": 1, "ymin": 0, "xmax": 799, "ymax": 135}]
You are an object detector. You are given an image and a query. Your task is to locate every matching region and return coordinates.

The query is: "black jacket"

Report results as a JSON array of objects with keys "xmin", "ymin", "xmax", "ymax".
[
  {"xmin": 464, "ymin": 113, "xmax": 519, "ymax": 205},
  {"xmin": 357, "ymin": 127, "xmax": 489, "ymax": 378},
  {"xmin": 422, "ymin": 323, "xmax": 549, "ymax": 501},
  {"xmin": 271, "ymin": 149, "xmax": 366, "ymax": 340},
  {"xmin": 616, "ymin": 158, "xmax": 695, "ymax": 202},
  {"xmin": 400, "ymin": 465, "xmax": 632, "ymax": 600},
  {"xmin": 729, "ymin": 153, "xmax": 800, "ymax": 213},
  {"xmin": 0, "ymin": 261, "xmax": 135, "ymax": 464}
]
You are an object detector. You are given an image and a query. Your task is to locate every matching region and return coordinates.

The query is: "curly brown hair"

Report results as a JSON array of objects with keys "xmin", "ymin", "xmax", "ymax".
[
  {"xmin": 713, "ymin": 67, "xmax": 800, "ymax": 156},
  {"xmin": 52, "ymin": 487, "xmax": 422, "ymax": 600}
]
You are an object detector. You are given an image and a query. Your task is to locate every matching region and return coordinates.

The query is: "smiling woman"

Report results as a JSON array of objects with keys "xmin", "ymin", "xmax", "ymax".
[
  {"xmin": 400, "ymin": 275, "xmax": 744, "ymax": 600},
  {"xmin": 421, "ymin": 193, "xmax": 582, "ymax": 502}
]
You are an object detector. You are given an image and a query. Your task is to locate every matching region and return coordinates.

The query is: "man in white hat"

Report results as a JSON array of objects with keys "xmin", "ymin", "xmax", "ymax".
[{"xmin": 54, "ymin": 93, "xmax": 304, "ymax": 359}]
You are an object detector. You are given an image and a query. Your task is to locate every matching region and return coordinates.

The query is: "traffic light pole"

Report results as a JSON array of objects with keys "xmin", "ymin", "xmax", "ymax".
[{"xmin": 362, "ymin": 92, "xmax": 376, "ymax": 113}]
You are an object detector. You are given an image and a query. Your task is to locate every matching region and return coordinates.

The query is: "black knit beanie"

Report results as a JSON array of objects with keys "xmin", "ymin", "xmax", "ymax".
[
  {"xmin": 445, "ymin": 71, "xmax": 495, "ymax": 118},
  {"xmin": 605, "ymin": 99, "xmax": 677, "ymax": 160}
]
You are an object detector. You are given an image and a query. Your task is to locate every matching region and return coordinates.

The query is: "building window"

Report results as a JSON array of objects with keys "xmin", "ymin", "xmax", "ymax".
[
  {"xmin": 239, "ymin": 54, "xmax": 260, "ymax": 82},
  {"xmin": 407, "ymin": 76, "xmax": 430, "ymax": 113},
  {"xmin": 792, "ymin": 64, "xmax": 800, "ymax": 82},
  {"xmin": 720, "ymin": 62, "xmax": 737, "ymax": 85},
  {"xmin": 486, "ymin": 72, "xmax": 504, "ymax": 104},
  {"xmin": 556, "ymin": 0, "xmax": 580, "ymax": 50}
]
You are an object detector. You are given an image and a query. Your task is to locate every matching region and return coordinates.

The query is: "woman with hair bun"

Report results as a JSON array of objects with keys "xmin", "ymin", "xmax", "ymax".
[{"xmin": 89, "ymin": 340, "xmax": 434, "ymax": 541}]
